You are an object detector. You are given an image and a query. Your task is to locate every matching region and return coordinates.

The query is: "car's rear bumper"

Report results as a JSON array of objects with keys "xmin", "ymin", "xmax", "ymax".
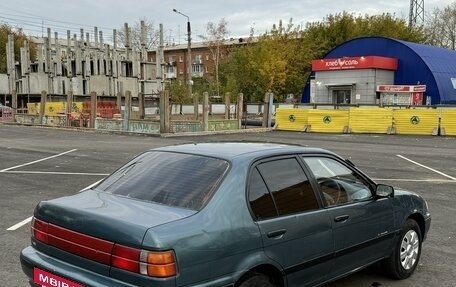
[{"xmin": 20, "ymin": 246, "xmax": 170, "ymax": 287}]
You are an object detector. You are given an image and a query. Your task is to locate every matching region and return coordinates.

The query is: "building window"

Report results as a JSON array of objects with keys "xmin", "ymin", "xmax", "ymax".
[
  {"xmin": 179, "ymin": 55, "xmax": 183, "ymax": 62},
  {"xmin": 168, "ymin": 55, "xmax": 176, "ymax": 63},
  {"xmin": 192, "ymin": 64, "xmax": 203, "ymax": 74},
  {"xmin": 206, "ymin": 54, "xmax": 209, "ymax": 61},
  {"xmin": 195, "ymin": 54, "xmax": 202, "ymax": 61}
]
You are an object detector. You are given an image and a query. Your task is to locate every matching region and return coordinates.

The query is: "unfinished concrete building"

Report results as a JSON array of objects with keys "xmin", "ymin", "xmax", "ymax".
[{"xmin": 0, "ymin": 22, "xmax": 162, "ymax": 116}]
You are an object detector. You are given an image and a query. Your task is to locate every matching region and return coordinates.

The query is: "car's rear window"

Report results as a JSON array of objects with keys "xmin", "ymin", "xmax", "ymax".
[{"xmin": 95, "ymin": 151, "xmax": 229, "ymax": 210}]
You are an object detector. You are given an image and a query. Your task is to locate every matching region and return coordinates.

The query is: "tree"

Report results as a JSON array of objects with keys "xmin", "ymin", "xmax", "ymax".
[
  {"xmin": 0, "ymin": 24, "xmax": 36, "ymax": 74},
  {"xmin": 219, "ymin": 12, "xmax": 425, "ymax": 102},
  {"xmin": 199, "ymin": 18, "xmax": 230, "ymax": 98},
  {"xmin": 116, "ymin": 18, "xmax": 159, "ymax": 51},
  {"xmin": 424, "ymin": 3, "xmax": 456, "ymax": 49}
]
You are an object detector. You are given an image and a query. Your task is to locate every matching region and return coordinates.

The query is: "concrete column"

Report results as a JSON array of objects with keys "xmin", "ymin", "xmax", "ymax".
[
  {"xmin": 203, "ymin": 92, "xmax": 209, "ymax": 131},
  {"xmin": 225, "ymin": 92, "xmax": 231, "ymax": 119},
  {"xmin": 164, "ymin": 90, "xmax": 170, "ymax": 133},
  {"xmin": 124, "ymin": 23, "xmax": 131, "ymax": 61},
  {"xmin": 66, "ymin": 91, "xmax": 73, "ymax": 126},
  {"xmin": 123, "ymin": 90, "xmax": 131, "ymax": 131},
  {"xmin": 160, "ymin": 91, "xmax": 170, "ymax": 133},
  {"xmin": 66, "ymin": 30, "xmax": 72, "ymax": 78},
  {"xmin": 45, "ymin": 28, "xmax": 52, "ymax": 74},
  {"xmin": 55, "ymin": 32, "xmax": 62, "ymax": 76},
  {"xmin": 75, "ymin": 34, "xmax": 82, "ymax": 75},
  {"xmin": 116, "ymin": 91, "xmax": 122, "ymax": 113},
  {"xmin": 39, "ymin": 90, "xmax": 47, "ymax": 124},
  {"xmin": 262, "ymin": 93, "xmax": 268, "ymax": 128},
  {"xmin": 237, "ymin": 93, "xmax": 244, "ymax": 129},
  {"xmin": 99, "ymin": 31, "xmax": 105, "ymax": 75},
  {"xmin": 112, "ymin": 29, "xmax": 118, "ymax": 78},
  {"xmin": 193, "ymin": 93, "xmax": 199, "ymax": 120},
  {"xmin": 90, "ymin": 91, "xmax": 97, "ymax": 128},
  {"xmin": 93, "ymin": 27, "xmax": 99, "ymax": 75},
  {"xmin": 262, "ymin": 92, "xmax": 273, "ymax": 128},
  {"xmin": 12, "ymin": 90, "xmax": 17, "ymax": 119},
  {"xmin": 138, "ymin": 92, "xmax": 145, "ymax": 119}
]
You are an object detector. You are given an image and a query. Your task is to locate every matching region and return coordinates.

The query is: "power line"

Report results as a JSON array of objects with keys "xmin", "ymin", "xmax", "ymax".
[{"xmin": 0, "ymin": 4, "xmax": 120, "ymax": 40}]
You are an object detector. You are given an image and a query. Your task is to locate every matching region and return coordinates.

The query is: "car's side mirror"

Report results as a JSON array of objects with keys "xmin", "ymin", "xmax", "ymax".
[{"xmin": 376, "ymin": 184, "xmax": 394, "ymax": 198}]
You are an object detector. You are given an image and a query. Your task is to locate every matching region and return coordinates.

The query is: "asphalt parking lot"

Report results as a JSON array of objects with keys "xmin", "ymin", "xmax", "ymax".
[{"xmin": 1, "ymin": 124, "xmax": 455, "ymax": 287}]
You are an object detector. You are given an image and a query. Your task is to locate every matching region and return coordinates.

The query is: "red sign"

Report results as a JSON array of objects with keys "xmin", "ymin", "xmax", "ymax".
[
  {"xmin": 412, "ymin": 92, "xmax": 424, "ymax": 105},
  {"xmin": 34, "ymin": 268, "xmax": 85, "ymax": 287},
  {"xmin": 376, "ymin": 85, "xmax": 426, "ymax": 93},
  {"xmin": 312, "ymin": 56, "xmax": 398, "ymax": 71}
]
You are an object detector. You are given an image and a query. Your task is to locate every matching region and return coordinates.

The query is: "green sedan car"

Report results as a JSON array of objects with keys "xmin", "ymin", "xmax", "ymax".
[{"xmin": 20, "ymin": 142, "xmax": 431, "ymax": 287}]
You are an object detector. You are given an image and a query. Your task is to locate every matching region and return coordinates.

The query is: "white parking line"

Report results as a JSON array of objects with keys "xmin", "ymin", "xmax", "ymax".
[
  {"xmin": 6, "ymin": 216, "xmax": 32, "ymax": 231},
  {"xmin": 0, "ymin": 149, "xmax": 77, "ymax": 172},
  {"xmin": 3, "ymin": 171, "xmax": 109, "ymax": 176},
  {"xmin": 373, "ymin": 178, "xmax": 456, "ymax": 183},
  {"xmin": 397, "ymin": 154, "xmax": 456, "ymax": 181}
]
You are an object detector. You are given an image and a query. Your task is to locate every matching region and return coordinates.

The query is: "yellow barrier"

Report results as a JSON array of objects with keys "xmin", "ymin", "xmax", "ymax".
[
  {"xmin": 27, "ymin": 103, "xmax": 40, "ymax": 115},
  {"xmin": 307, "ymin": 110, "xmax": 349, "ymax": 133},
  {"xmin": 27, "ymin": 102, "xmax": 84, "ymax": 116},
  {"xmin": 392, "ymin": 109, "xmax": 439, "ymax": 135},
  {"xmin": 275, "ymin": 108, "xmax": 309, "ymax": 131},
  {"xmin": 440, "ymin": 109, "xmax": 456, "ymax": 136},
  {"xmin": 349, "ymin": 108, "xmax": 393, "ymax": 134}
]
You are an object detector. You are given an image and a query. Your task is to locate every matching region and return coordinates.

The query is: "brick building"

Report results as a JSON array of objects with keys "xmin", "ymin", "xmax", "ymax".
[{"xmin": 148, "ymin": 38, "xmax": 246, "ymax": 82}]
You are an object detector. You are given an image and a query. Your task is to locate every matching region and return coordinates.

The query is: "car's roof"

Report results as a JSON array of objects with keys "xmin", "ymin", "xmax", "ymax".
[{"xmin": 153, "ymin": 142, "xmax": 331, "ymax": 160}]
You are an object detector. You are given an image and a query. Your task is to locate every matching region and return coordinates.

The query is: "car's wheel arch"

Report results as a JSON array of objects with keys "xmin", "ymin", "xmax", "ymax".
[
  {"xmin": 234, "ymin": 264, "xmax": 285, "ymax": 287},
  {"xmin": 232, "ymin": 253, "xmax": 285, "ymax": 287},
  {"xmin": 406, "ymin": 213, "xmax": 426, "ymax": 241}
]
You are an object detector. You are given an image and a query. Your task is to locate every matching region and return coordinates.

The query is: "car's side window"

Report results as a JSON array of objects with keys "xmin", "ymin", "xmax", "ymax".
[
  {"xmin": 303, "ymin": 157, "xmax": 373, "ymax": 207},
  {"xmin": 255, "ymin": 158, "xmax": 319, "ymax": 216},
  {"xmin": 248, "ymin": 168, "xmax": 279, "ymax": 220}
]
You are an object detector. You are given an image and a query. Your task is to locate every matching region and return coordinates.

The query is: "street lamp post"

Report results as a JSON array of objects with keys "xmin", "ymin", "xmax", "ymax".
[{"xmin": 173, "ymin": 9, "xmax": 192, "ymax": 101}]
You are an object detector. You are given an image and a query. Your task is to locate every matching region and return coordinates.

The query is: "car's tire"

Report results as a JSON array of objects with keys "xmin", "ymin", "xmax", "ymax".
[
  {"xmin": 384, "ymin": 218, "xmax": 422, "ymax": 279},
  {"xmin": 237, "ymin": 272, "xmax": 275, "ymax": 287}
]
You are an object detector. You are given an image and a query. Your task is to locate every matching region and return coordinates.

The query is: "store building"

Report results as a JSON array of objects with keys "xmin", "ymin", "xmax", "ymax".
[{"xmin": 301, "ymin": 36, "xmax": 456, "ymax": 105}]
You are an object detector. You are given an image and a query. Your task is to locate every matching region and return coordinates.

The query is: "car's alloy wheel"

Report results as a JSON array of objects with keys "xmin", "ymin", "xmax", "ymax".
[{"xmin": 400, "ymin": 229, "xmax": 420, "ymax": 270}]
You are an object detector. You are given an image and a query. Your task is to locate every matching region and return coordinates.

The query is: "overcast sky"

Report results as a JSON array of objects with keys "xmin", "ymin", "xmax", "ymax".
[{"xmin": 0, "ymin": 0, "xmax": 454, "ymax": 44}]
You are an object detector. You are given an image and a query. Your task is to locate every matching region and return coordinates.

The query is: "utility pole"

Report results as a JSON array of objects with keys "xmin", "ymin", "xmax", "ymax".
[{"xmin": 173, "ymin": 9, "xmax": 192, "ymax": 100}]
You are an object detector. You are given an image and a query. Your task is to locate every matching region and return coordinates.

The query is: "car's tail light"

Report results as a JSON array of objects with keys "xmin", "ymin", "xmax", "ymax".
[
  {"xmin": 32, "ymin": 217, "xmax": 49, "ymax": 244},
  {"xmin": 143, "ymin": 251, "xmax": 177, "ymax": 277},
  {"xmin": 112, "ymin": 244, "xmax": 177, "ymax": 277},
  {"xmin": 31, "ymin": 217, "xmax": 177, "ymax": 278}
]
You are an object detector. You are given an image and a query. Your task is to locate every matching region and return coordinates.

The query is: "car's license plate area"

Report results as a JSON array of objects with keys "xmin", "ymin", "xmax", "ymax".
[{"xmin": 33, "ymin": 267, "xmax": 85, "ymax": 287}]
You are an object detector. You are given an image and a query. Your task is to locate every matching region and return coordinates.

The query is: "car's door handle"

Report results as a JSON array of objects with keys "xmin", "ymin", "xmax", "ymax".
[
  {"xmin": 334, "ymin": 215, "xmax": 349, "ymax": 222},
  {"xmin": 267, "ymin": 229, "xmax": 287, "ymax": 238}
]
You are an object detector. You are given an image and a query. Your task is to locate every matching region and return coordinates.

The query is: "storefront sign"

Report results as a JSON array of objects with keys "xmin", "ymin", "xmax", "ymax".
[
  {"xmin": 376, "ymin": 85, "xmax": 426, "ymax": 92},
  {"xmin": 312, "ymin": 56, "xmax": 398, "ymax": 71}
]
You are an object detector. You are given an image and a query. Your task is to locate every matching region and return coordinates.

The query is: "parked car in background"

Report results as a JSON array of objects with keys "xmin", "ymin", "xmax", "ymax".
[{"xmin": 21, "ymin": 142, "xmax": 431, "ymax": 287}]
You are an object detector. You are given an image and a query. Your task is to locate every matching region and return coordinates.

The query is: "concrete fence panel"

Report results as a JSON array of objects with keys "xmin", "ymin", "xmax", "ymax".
[
  {"xmin": 275, "ymin": 108, "xmax": 309, "ymax": 131},
  {"xmin": 349, "ymin": 108, "xmax": 393, "ymax": 134},
  {"xmin": 307, "ymin": 110, "xmax": 349, "ymax": 133},
  {"xmin": 392, "ymin": 109, "xmax": 439, "ymax": 135},
  {"xmin": 440, "ymin": 109, "xmax": 456, "ymax": 136}
]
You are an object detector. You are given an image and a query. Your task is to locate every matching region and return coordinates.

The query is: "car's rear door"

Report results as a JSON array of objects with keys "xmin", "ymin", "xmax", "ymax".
[
  {"xmin": 302, "ymin": 156, "xmax": 395, "ymax": 277},
  {"xmin": 248, "ymin": 156, "xmax": 333, "ymax": 287}
]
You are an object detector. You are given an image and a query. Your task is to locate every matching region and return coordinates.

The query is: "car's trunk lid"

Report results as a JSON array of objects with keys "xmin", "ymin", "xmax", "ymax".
[{"xmin": 34, "ymin": 189, "xmax": 196, "ymax": 247}]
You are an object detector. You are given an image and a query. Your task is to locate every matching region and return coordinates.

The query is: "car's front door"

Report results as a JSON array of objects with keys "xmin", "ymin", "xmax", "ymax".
[
  {"xmin": 248, "ymin": 156, "xmax": 333, "ymax": 287},
  {"xmin": 302, "ymin": 156, "xmax": 395, "ymax": 277}
]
